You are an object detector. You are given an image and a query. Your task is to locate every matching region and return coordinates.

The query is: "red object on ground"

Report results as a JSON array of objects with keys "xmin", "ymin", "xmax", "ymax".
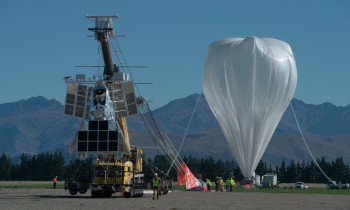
[
  {"xmin": 177, "ymin": 162, "xmax": 198, "ymax": 189},
  {"xmin": 188, "ymin": 186, "xmax": 207, "ymax": 192},
  {"xmin": 243, "ymin": 184, "xmax": 251, "ymax": 189}
]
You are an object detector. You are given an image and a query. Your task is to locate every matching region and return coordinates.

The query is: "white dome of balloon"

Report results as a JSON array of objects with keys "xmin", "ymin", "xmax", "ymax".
[{"xmin": 202, "ymin": 37, "xmax": 297, "ymax": 179}]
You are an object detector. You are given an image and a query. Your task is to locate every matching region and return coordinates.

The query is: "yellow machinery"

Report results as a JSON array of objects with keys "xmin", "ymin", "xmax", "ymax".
[
  {"xmin": 86, "ymin": 16, "xmax": 145, "ymax": 198},
  {"xmin": 91, "ymin": 118, "xmax": 144, "ymax": 198},
  {"xmin": 63, "ymin": 16, "xmax": 145, "ymax": 198},
  {"xmin": 91, "ymin": 148, "xmax": 144, "ymax": 198}
]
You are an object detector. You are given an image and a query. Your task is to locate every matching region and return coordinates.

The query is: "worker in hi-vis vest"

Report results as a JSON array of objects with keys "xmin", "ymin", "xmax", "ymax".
[
  {"xmin": 205, "ymin": 178, "xmax": 211, "ymax": 191},
  {"xmin": 219, "ymin": 177, "xmax": 224, "ymax": 192},
  {"xmin": 230, "ymin": 177, "xmax": 236, "ymax": 192},
  {"xmin": 152, "ymin": 173, "xmax": 161, "ymax": 200},
  {"xmin": 225, "ymin": 179, "xmax": 230, "ymax": 191}
]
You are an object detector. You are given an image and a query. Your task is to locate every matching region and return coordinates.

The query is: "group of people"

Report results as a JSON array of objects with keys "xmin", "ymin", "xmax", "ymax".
[{"xmin": 205, "ymin": 177, "xmax": 236, "ymax": 192}]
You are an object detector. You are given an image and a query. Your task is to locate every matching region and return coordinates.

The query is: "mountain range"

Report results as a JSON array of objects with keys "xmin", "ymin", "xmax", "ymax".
[{"xmin": 0, "ymin": 95, "xmax": 349, "ymax": 165}]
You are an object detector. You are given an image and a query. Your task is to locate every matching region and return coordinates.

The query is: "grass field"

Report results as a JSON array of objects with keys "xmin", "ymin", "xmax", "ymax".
[
  {"xmin": 172, "ymin": 184, "xmax": 350, "ymax": 195},
  {"xmin": 231, "ymin": 187, "xmax": 350, "ymax": 195}
]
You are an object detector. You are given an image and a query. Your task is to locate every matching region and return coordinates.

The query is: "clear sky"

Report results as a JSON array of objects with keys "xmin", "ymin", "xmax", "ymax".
[{"xmin": 0, "ymin": 0, "xmax": 349, "ymax": 110}]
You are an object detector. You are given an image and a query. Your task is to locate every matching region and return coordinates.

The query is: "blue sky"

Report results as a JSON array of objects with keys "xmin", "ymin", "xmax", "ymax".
[{"xmin": 0, "ymin": 0, "xmax": 349, "ymax": 110}]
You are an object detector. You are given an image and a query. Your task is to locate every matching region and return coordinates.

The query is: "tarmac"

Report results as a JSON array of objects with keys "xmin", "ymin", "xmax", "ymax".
[{"xmin": 1, "ymin": 187, "xmax": 350, "ymax": 209}]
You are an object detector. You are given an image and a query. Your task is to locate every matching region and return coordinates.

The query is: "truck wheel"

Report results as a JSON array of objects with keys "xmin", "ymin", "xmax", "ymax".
[
  {"xmin": 124, "ymin": 188, "xmax": 134, "ymax": 198},
  {"xmin": 135, "ymin": 188, "xmax": 143, "ymax": 197},
  {"xmin": 69, "ymin": 188, "xmax": 78, "ymax": 195},
  {"xmin": 124, "ymin": 192, "xmax": 131, "ymax": 198},
  {"xmin": 79, "ymin": 188, "xmax": 87, "ymax": 194},
  {"xmin": 124, "ymin": 179, "xmax": 134, "ymax": 198},
  {"xmin": 104, "ymin": 191, "xmax": 112, "ymax": 198},
  {"xmin": 91, "ymin": 190, "xmax": 102, "ymax": 198}
]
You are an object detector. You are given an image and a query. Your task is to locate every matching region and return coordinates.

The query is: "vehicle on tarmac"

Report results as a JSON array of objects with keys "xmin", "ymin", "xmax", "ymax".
[
  {"xmin": 327, "ymin": 181, "xmax": 349, "ymax": 189},
  {"xmin": 261, "ymin": 173, "xmax": 277, "ymax": 188},
  {"xmin": 295, "ymin": 182, "xmax": 305, "ymax": 189},
  {"xmin": 64, "ymin": 179, "xmax": 90, "ymax": 195}
]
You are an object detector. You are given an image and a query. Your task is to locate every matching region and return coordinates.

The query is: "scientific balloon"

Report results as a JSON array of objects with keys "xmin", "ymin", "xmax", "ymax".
[{"xmin": 202, "ymin": 37, "xmax": 297, "ymax": 179}]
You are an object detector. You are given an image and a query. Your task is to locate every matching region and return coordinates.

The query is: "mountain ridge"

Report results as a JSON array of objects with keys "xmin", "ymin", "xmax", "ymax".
[{"xmin": 0, "ymin": 95, "xmax": 349, "ymax": 165}]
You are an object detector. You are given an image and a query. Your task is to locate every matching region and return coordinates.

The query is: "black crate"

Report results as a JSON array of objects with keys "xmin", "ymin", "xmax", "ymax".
[
  {"xmin": 88, "ymin": 131, "xmax": 98, "ymax": 141},
  {"xmin": 109, "ymin": 142, "xmax": 118, "ymax": 151},
  {"xmin": 109, "ymin": 131, "xmax": 118, "ymax": 140},
  {"xmin": 78, "ymin": 142, "xmax": 87, "ymax": 151},
  {"xmin": 78, "ymin": 131, "xmax": 87, "ymax": 141},
  {"xmin": 99, "ymin": 131, "xmax": 108, "ymax": 140},
  {"xmin": 99, "ymin": 121, "xmax": 108, "ymax": 130},
  {"xmin": 99, "ymin": 142, "xmax": 108, "ymax": 151},
  {"xmin": 89, "ymin": 121, "xmax": 98, "ymax": 130},
  {"xmin": 88, "ymin": 142, "xmax": 97, "ymax": 151}
]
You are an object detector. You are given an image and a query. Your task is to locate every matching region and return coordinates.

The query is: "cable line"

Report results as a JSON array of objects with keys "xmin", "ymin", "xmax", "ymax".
[
  {"xmin": 167, "ymin": 93, "xmax": 202, "ymax": 175},
  {"xmin": 290, "ymin": 103, "xmax": 333, "ymax": 182}
]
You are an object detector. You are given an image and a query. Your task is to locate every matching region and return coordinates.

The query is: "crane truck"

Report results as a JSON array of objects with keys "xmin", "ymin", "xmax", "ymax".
[{"xmin": 63, "ymin": 16, "xmax": 145, "ymax": 198}]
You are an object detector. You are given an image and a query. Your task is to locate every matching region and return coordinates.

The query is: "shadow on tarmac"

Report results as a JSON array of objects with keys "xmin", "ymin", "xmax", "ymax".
[{"xmin": 34, "ymin": 195, "xmax": 125, "ymax": 199}]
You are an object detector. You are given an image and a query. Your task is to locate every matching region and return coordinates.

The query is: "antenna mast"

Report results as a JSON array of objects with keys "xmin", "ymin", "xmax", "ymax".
[{"xmin": 87, "ymin": 16, "xmax": 119, "ymax": 80}]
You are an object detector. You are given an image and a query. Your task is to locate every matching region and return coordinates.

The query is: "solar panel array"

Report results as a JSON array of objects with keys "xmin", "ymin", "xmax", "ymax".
[
  {"xmin": 64, "ymin": 83, "xmax": 92, "ymax": 118},
  {"xmin": 77, "ymin": 120, "xmax": 119, "ymax": 152},
  {"xmin": 107, "ymin": 81, "xmax": 138, "ymax": 119}
]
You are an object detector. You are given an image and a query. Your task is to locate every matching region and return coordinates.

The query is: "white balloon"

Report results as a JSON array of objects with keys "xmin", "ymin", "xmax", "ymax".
[{"xmin": 202, "ymin": 37, "xmax": 297, "ymax": 179}]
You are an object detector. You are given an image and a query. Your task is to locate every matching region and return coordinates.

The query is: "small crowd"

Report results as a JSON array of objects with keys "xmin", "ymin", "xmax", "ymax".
[{"xmin": 205, "ymin": 177, "xmax": 236, "ymax": 192}]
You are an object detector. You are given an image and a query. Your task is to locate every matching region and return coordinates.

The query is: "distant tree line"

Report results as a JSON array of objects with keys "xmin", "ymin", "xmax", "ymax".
[
  {"xmin": 270, "ymin": 157, "xmax": 350, "ymax": 183},
  {"xmin": 1, "ymin": 152, "xmax": 349, "ymax": 183},
  {"xmin": 0, "ymin": 152, "xmax": 90, "ymax": 181},
  {"xmin": 144, "ymin": 155, "xmax": 350, "ymax": 183}
]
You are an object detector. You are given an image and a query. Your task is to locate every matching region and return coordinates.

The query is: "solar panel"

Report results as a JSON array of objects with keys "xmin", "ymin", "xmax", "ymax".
[
  {"xmin": 128, "ymin": 104, "xmax": 138, "ymax": 115},
  {"xmin": 64, "ymin": 82, "xmax": 92, "ymax": 118},
  {"xmin": 107, "ymin": 81, "xmax": 138, "ymax": 119}
]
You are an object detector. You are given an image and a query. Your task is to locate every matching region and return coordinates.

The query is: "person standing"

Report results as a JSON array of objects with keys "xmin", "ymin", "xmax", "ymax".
[
  {"xmin": 53, "ymin": 176, "xmax": 57, "ymax": 189},
  {"xmin": 225, "ymin": 178, "xmax": 230, "ymax": 191},
  {"xmin": 169, "ymin": 178, "xmax": 173, "ymax": 191},
  {"xmin": 205, "ymin": 178, "xmax": 211, "ymax": 192},
  {"xmin": 219, "ymin": 177, "xmax": 224, "ymax": 192},
  {"xmin": 152, "ymin": 173, "xmax": 161, "ymax": 200},
  {"xmin": 215, "ymin": 177, "xmax": 219, "ymax": 191},
  {"xmin": 230, "ymin": 177, "xmax": 236, "ymax": 192}
]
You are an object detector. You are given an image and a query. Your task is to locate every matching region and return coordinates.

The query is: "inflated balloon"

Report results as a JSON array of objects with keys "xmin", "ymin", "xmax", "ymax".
[{"xmin": 202, "ymin": 37, "xmax": 297, "ymax": 179}]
